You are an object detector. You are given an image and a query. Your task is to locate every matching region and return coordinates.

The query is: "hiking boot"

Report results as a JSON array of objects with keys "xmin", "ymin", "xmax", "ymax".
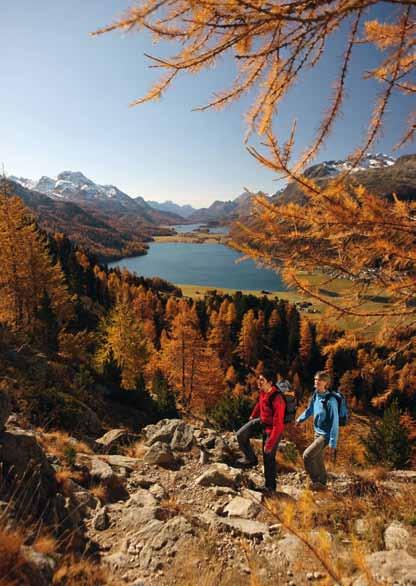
[
  {"xmin": 310, "ymin": 481, "xmax": 327, "ymax": 492},
  {"xmin": 235, "ymin": 457, "xmax": 258, "ymax": 468}
]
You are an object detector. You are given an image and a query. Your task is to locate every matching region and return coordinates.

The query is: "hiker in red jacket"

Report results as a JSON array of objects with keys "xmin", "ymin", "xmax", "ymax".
[{"xmin": 236, "ymin": 371, "xmax": 286, "ymax": 492}]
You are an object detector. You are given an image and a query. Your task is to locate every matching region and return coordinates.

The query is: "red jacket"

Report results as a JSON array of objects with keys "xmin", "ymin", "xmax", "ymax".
[{"xmin": 250, "ymin": 386, "xmax": 286, "ymax": 452}]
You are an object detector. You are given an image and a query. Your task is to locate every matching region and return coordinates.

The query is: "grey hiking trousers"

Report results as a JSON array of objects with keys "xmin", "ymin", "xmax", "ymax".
[
  {"xmin": 303, "ymin": 434, "xmax": 329, "ymax": 485},
  {"xmin": 236, "ymin": 418, "xmax": 279, "ymax": 491}
]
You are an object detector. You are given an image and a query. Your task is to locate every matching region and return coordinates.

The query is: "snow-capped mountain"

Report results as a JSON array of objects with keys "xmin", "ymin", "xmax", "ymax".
[
  {"xmin": 316, "ymin": 153, "xmax": 395, "ymax": 177},
  {"xmin": 10, "ymin": 170, "xmax": 182, "ymax": 223},
  {"xmin": 274, "ymin": 153, "xmax": 416, "ymax": 204}
]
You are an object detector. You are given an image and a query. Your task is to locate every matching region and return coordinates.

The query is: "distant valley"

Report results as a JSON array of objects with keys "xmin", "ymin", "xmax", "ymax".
[{"xmin": 7, "ymin": 153, "xmax": 415, "ymax": 262}]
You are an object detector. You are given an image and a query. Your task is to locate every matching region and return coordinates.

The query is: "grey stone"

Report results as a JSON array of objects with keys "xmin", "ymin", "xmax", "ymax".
[
  {"xmin": 195, "ymin": 463, "xmax": 241, "ymax": 488},
  {"xmin": 143, "ymin": 419, "xmax": 183, "ymax": 446},
  {"xmin": 0, "ymin": 428, "xmax": 58, "ymax": 521},
  {"xmin": 384, "ymin": 521, "xmax": 410, "ymax": 551},
  {"xmin": 224, "ymin": 496, "xmax": 260, "ymax": 519},
  {"xmin": 149, "ymin": 483, "xmax": 166, "ymax": 500},
  {"xmin": 90, "ymin": 457, "xmax": 116, "ymax": 484},
  {"xmin": 95, "ymin": 429, "xmax": 135, "ymax": 454},
  {"xmin": 170, "ymin": 422, "xmax": 194, "ymax": 451},
  {"xmin": 93, "ymin": 506, "xmax": 109, "ymax": 531},
  {"xmin": 353, "ymin": 550, "xmax": 416, "ymax": 585},
  {"xmin": 201, "ymin": 510, "xmax": 268, "ymax": 538},
  {"xmin": 277, "ymin": 534, "xmax": 307, "ymax": 563},
  {"xmin": 21, "ymin": 547, "xmax": 56, "ymax": 586},
  {"xmin": 143, "ymin": 441, "xmax": 177, "ymax": 468}
]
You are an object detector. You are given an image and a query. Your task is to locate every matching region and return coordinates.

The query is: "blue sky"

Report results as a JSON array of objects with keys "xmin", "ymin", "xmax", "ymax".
[{"xmin": 1, "ymin": 1, "xmax": 413, "ymax": 206}]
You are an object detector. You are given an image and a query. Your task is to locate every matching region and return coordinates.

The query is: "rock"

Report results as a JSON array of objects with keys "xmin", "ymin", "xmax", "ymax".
[
  {"xmin": 120, "ymin": 488, "xmax": 158, "ymax": 530},
  {"xmin": 100, "ymin": 455, "xmax": 140, "ymax": 473},
  {"xmin": 201, "ymin": 510, "xmax": 268, "ymax": 538},
  {"xmin": 130, "ymin": 517, "xmax": 193, "ymax": 572},
  {"xmin": 21, "ymin": 547, "xmax": 56, "ymax": 586},
  {"xmin": 143, "ymin": 419, "xmax": 183, "ymax": 446},
  {"xmin": 199, "ymin": 449, "xmax": 209, "ymax": 465},
  {"xmin": 388, "ymin": 470, "xmax": 416, "ymax": 483},
  {"xmin": 224, "ymin": 496, "xmax": 260, "ymax": 519},
  {"xmin": 149, "ymin": 483, "xmax": 166, "ymax": 500},
  {"xmin": 384, "ymin": 521, "xmax": 410, "ymax": 551},
  {"xmin": 209, "ymin": 436, "xmax": 233, "ymax": 464},
  {"xmin": 0, "ymin": 428, "xmax": 58, "ymax": 521},
  {"xmin": 93, "ymin": 506, "xmax": 109, "ymax": 531},
  {"xmin": 354, "ymin": 519, "xmax": 368, "ymax": 538},
  {"xmin": 170, "ymin": 422, "xmax": 194, "ymax": 451},
  {"xmin": 95, "ymin": 429, "xmax": 136, "ymax": 454},
  {"xmin": 143, "ymin": 442, "xmax": 177, "ymax": 468},
  {"xmin": 195, "ymin": 463, "xmax": 241, "ymax": 488},
  {"xmin": 353, "ymin": 550, "xmax": 416, "ymax": 585},
  {"xmin": 277, "ymin": 534, "xmax": 307, "ymax": 563},
  {"xmin": 0, "ymin": 389, "xmax": 11, "ymax": 432},
  {"xmin": 208, "ymin": 486, "xmax": 237, "ymax": 497},
  {"xmin": 90, "ymin": 457, "xmax": 116, "ymax": 484}
]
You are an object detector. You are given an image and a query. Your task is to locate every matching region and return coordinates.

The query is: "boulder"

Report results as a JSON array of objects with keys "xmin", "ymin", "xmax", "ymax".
[
  {"xmin": 143, "ymin": 442, "xmax": 177, "ymax": 468},
  {"xmin": 353, "ymin": 550, "xmax": 416, "ymax": 585},
  {"xmin": 208, "ymin": 436, "xmax": 234, "ymax": 464},
  {"xmin": 0, "ymin": 428, "xmax": 57, "ymax": 519},
  {"xmin": 0, "ymin": 389, "xmax": 11, "ymax": 432},
  {"xmin": 143, "ymin": 419, "xmax": 183, "ymax": 446},
  {"xmin": 89, "ymin": 458, "xmax": 116, "ymax": 484},
  {"xmin": 195, "ymin": 463, "xmax": 241, "ymax": 488},
  {"xmin": 136, "ymin": 516, "xmax": 193, "ymax": 571},
  {"xmin": 388, "ymin": 470, "xmax": 416, "ymax": 483},
  {"xmin": 170, "ymin": 422, "xmax": 194, "ymax": 451},
  {"xmin": 224, "ymin": 496, "xmax": 260, "ymax": 519},
  {"xmin": 120, "ymin": 488, "xmax": 158, "ymax": 530},
  {"xmin": 93, "ymin": 506, "xmax": 109, "ymax": 531},
  {"xmin": 95, "ymin": 429, "xmax": 135, "ymax": 454},
  {"xmin": 201, "ymin": 510, "xmax": 268, "ymax": 538},
  {"xmin": 384, "ymin": 521, "xmax": 410, "ymax": 551},
  {"xmin": 277, "ymin": 534, "xmax": 308, "ymax": 563},
  {"xmin": 21, "ymin": 548, "xmax": 56, "ymax": 586}
]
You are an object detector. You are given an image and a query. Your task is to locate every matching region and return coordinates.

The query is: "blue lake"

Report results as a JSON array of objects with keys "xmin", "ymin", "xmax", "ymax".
[{"xmin": 109, "ymin": 242, "xmax": 286, "ymax": 291}]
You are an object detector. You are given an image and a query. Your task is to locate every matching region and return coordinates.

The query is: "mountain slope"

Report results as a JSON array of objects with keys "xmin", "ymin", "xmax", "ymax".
[
  {"xmin": 148, "ymin": 200, "xmax": 196, "ymax": 219},
  {"xmin": 273, "ymin": 153, "xmax": 416, "ymax": 204},
  {"xmin": 11, "ymin": 171, "xmax": 183, "ymax": 225},
  {"xmin": 188, "ymin": 191, "xmax": 267, "ymax": 223}
]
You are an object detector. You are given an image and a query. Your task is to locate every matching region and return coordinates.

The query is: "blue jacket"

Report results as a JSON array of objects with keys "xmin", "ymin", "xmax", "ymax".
[{"xmin": 296, "ymin": 391, "xmax": 339, "ymax": 448}]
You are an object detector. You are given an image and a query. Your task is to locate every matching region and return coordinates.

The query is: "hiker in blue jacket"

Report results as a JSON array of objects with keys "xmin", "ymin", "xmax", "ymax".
[{"xmin": 296, "ymin": 370, "xmax": 339, "ymax": 490}]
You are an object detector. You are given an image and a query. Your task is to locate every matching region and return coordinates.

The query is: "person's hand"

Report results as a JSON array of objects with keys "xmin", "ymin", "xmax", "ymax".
[
  {"xmin": 328, "ymin": 447, "xmax": 337, "ymax": 464},
  {"xmin": 295, "ymin": 420, "xmax": 301, "ymax": 427}
]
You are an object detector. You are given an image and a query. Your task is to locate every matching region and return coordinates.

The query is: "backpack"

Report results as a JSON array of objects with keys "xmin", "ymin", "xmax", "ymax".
[
  {"xmin": 268, "ymin": 385, "xmax": 298, "ymax": 424},
  {"xmin": 321, "ymin": 390, "xmax": 349, "ymax": 426}
]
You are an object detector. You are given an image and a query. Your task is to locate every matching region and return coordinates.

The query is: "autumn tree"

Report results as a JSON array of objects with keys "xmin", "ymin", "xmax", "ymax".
[
  {"xmin": 237, "ymin": 309, "xmax": 260, "ymax": 368},
  {"xmin": 96, "ymin": 298, "xmax": 151, "ymax": 390},
  {"xmin": 96, "ymin": 1, "xmax": 415, "ymax": 336},
  {"xmin": 0, "ymin": 183, "xmax": 72, "ymax": 336},
  {"xmin": 160, "ymin": 299, "xmax": 206, "ymax": 410}
]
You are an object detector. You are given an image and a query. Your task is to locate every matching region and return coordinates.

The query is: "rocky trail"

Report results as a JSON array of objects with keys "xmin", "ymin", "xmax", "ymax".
[{"xmin": 1, "ymin": 411, "xmax": 416, "ymax": 586}]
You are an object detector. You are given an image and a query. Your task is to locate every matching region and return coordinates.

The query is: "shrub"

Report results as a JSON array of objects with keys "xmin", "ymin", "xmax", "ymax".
[
  {"xmin": 362, "ymin": 400, "xmax": 412, "ymax": 469},
  {"xmin": 26, "ymin": 387, "xmax": 93, "ymax": 432},
  {"xmin": 152, "ymin": 370, "xmax": 178, "ymax": 419},
  {"xmin": 208, "ymin": 394, "xmax": 253, "ymax": 431}
]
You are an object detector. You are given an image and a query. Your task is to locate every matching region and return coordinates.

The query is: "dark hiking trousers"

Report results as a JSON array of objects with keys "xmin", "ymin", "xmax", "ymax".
[
  {"xmin": 303, "ymin": 434, "xmax": 329, "ymax": 485},
  {"xmin": 236, "ymin": 418, "xmax": 279, "ymax": 491}
]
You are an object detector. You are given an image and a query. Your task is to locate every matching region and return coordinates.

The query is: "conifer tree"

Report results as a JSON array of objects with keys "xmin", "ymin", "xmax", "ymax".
[
  {"xmin": 363, "ymin": 400, "xmax": 412, "ymax": 469},
  {"xmin": 96, "ymin": 299, "xmax": 151, "ymax": 390},
  {"xmin": 160, "ymin": 300, "xmax": 206, "ymax": 410},
  {"xmin": 0, "ymin": 185, "xmax": 72, "ymax": 335},
  {"xmin": 237, "ymin": 309, "xmax": 259, "ymax": 368}
]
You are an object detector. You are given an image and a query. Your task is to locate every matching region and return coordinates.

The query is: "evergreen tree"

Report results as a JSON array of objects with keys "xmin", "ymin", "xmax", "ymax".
[
  {"xmin": 96, "ymin": 299, "xmax": 151, "ymax": 390},
  {"xmin": 362, "ymin": 401, "xmax": 412, "ymax": 469}
]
